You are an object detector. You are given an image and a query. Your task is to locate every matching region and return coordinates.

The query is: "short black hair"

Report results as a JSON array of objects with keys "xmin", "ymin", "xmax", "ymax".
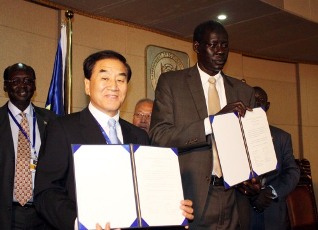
[
  {"xmin": 253, "ymin": 86, "xmax": 268, "ymax": 101},
  {"xmin": 193, "ymin": 20, "xmax": 228, "ymax": 43},
  {"xmin": 83, "ymin": 50, "xmax": 132, "ymax": 82},
  {"xmin": 253, "ymin": 86, "xmax": 270, "ymax": 112},
  {"xmin": 3, "ymin": 63, "xmax": 36, "ymax": 81}
]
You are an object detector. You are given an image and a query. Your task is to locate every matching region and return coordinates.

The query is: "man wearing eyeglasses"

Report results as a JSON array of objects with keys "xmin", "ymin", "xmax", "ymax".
[
  {"xmin": 132, "ymin": 98, "xmax": 153, "ymax": 133},
  {"xmin": 248, "ymin": 86, "xmax": 300, "ymax": 230},
  {"xmin": 0, "ymin": 63, "xmax": 56, "ymax": 229}
]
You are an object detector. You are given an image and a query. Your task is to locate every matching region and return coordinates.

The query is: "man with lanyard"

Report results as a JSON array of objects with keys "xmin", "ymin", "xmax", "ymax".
[
  {"xmin": 34, "ymin": 50, "xmax": 194, "ymax": 230},
  {"xmin": 0, "ymin": 63, "xmax": 56, "ymax": 229}
]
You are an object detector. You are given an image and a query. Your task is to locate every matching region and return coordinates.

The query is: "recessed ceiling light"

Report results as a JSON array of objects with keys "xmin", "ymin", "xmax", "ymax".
[{"xmin": 217, "ymin": 14, "xmax": 227, "ymax": 20}]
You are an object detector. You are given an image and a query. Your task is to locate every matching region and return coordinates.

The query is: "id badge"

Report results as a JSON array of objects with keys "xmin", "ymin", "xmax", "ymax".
[{"xmin": 30, "ymin": 158, "xmax": 37, "ymax": 171}]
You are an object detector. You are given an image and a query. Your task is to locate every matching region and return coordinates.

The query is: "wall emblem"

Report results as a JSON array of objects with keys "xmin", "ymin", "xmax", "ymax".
[{"xmin": 146, "ymin": 45, "xmax": 189, "ymax": 99}]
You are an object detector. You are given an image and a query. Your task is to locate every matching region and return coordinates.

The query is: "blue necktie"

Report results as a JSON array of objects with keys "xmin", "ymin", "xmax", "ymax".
[{"xmin": 108, "ymin": 118, "xmax": 120, "ymax": 144}]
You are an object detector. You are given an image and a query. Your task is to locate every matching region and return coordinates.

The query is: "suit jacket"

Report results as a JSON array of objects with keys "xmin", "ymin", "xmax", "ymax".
[
  {"xmin": 250, "ymin": 125, "xmax": 300, "ymax": 230},
  {"xmin": 34, "ymin": 107, "xmax": 149, "ymax": 230},
  {"xmin": 0, "ymin": 102, "xmax": 56, "ymax": 230},
  {"xmin": 149, "ymin": 65, "xmax": 255, "ymax": 229}
]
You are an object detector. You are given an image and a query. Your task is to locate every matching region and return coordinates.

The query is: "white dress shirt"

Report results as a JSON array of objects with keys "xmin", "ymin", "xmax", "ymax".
[
  {"xmin": 197, "ymin": 64, "xmax": 227, "ymax": 135},
  {"xmin": 8, "ymin": 101, "xmax": 41, "ymax": 201},
  {"xmin": 88, "ymin": 102, "xmax": 124, "ymax": 144}
]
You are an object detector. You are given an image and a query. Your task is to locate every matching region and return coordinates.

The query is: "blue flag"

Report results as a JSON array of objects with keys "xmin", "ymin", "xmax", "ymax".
[{"xmin": 45, "ymin": 25, "xmax": 67, "ymax": 115}]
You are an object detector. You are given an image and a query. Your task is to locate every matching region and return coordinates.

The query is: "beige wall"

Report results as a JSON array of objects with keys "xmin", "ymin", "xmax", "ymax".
[{"xmin": 1, "ymin": 0, "xmax": 318, "ymax": 203}]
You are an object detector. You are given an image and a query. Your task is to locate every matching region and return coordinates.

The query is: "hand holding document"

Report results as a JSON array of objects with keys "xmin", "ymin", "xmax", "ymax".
[
  {"xmin": 72, "ymin": 144, "xmax": 187, "ymax": 229},
  {"xmin": 211, "ymin": 107, "xmax": 277, "ymax": 188}
]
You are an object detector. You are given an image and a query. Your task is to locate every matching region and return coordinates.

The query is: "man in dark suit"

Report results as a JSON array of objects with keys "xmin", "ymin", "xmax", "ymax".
[
  {"xmin": 149, "ymin": 20, "xmax": 256, "ymax": 229},
  {"xmin": 34, "ymin": 50, "xmax": 194, "ymax": 230},
  {"xmin": 249, "ymin": 86, "xmax": 300, "ymax": 230},
  {"xmin": 0, "ymin": 63, "xmax": 56, "ymax": 229}
]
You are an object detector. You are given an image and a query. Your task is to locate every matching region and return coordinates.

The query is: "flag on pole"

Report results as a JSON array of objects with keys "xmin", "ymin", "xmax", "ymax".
[{"xmin": 45, "ymin": 24, "xmax": 67, "ymax": 115}]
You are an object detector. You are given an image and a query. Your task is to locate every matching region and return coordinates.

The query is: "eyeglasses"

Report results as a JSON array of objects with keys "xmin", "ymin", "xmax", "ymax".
[
  {"xmin": 134, "ymin": 113, "xmax": 151, "ymax": 120},
  {"xmin": 5, "ymin": 78, "xmax": 35, "ymax": 86}
]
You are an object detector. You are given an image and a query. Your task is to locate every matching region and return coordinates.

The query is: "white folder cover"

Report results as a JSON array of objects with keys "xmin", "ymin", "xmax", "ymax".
[
  {"xmin": 210, "ymin": 107, "xmax": 277, "ymax": 188},
  {"xmin": 72, "ymin": 144, "xmax": 187, "ymax": 229}
]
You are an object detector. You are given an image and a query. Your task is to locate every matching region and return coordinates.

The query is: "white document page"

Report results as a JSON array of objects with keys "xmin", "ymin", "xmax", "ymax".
[
  {"xmin": 134, "ymin": 146, "xmax": 186, "ymax": 227},
  {"xmin": 240, "ymin": 108, "xmax": 277, "ymax": 176},
  {"xmin": 73, "ymin": 145, "xmax": 137, "ymax": 229},
  {"xmin": 212, "ymin": 113, "xmax": 251, "ymax": 187}
]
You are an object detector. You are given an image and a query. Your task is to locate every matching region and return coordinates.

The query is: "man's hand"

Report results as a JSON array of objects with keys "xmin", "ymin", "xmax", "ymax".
[
  {"xmin": 96, "ymin": 222, "xmax": 120, "ymax": 230},
  {"xmin": 217, "ymin": 101, "xmax": 252, "ymax": 117},
  {"xmin": 94, "ymin": 200, "xmax": 194, "ymax": 230},
  {"xmin": 250, "ymin": 187, "xmax": 273, "ymax": 213},
  {"xmin": 180, "ymin": 199, "xmax": 194, "ymax": 220},
  {"xmin": 180, "ymin": 199, "xmax": 194, "ymax": 229},
  {"xmin": 236, "ymin": 177, "xmax": 261, "ymax": 196}
]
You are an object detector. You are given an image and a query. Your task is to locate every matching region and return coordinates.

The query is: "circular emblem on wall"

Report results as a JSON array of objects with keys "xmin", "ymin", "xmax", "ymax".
[
  {"xmin": 150, "ymin": 51, "xmax": 185, "ymax": 91},
  {"xmin": 146, "ymin": 45, "xmax": 189, "ymax": 99}
]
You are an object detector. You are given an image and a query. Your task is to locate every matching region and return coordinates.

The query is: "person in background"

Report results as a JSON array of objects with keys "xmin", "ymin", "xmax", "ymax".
[
  {"xmin": 132, "ymin": 98, "xmax": 153, "ymax": 133},
  {"xmin": 0, "ymin": 63, "xmax": 56, "ymax": 229},
  {"xmin": 34, "ymin": 50, "xmax": 194, "ymax": 230},
  {"xmin": 150, "ymin": 20, "xmax": 257, "ymax": 230},
  {"xmin": 249, "ymin": 86, "xmax": 300, "ymax": 230}
]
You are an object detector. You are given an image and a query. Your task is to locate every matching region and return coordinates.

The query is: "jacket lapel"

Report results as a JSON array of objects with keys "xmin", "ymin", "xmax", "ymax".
[
  {"xmin": 120, "ymin": 119, "xmax": 135, "ymax": 144},
  {"xmin": 186, "ymin": 66, "xmax": 208, "ymax": 120},
  {"xmin": 0, "ymin": 104, "xmax": 15, "ymax": 155},
  {"xmin": 222, "ymin": 73, "xmax": 237, "ymax": 104},
  {"xmin": 79, "ymin": 108, "xmax": 107, "ymax": 144},
  {"xmin": 33, "ymin": 107, "xmax": 47, "ymax": 141}
]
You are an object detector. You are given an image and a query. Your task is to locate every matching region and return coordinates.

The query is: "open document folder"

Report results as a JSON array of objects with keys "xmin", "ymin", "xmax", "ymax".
[
  {"xmin": 72, "ymin": 144, "xmax": 188, "ymax": 230},
  {"xmin": 210, "ymin": 107, "xmax": 278, "ymax": 189}
]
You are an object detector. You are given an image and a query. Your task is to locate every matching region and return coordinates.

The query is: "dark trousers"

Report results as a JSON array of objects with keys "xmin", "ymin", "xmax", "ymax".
[
  {"xmin": 196, "ymin": 186, "xmax": 240, "ymax": 230},
  {"xmin": 12, "ymin": 204, "xmax": 50, "ymax": 230},
  {"xmin": 250, "ymin": 211, "xmax": 265, "ymax": 230}
]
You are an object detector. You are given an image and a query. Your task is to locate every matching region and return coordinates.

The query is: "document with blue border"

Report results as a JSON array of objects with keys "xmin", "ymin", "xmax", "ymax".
[
  {"xmin": 72, "ymin": 144, "xmax": 187, "ymax": 229},
  {"xmin": 210, "ymin": 107, "xmax": 278, "ymax": 188}
]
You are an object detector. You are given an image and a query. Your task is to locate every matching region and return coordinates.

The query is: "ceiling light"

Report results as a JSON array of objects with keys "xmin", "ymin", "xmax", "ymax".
[{"xmin": 217, "ymin": 14, "xmax": 227, "ymax": 20}]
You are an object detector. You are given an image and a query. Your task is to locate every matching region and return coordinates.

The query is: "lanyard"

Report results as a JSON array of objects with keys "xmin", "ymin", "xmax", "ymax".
[
  {"xmin": 98, "ymin": 123, "xmax": 113, "ymax": 144},
  {"xmin": 96, "ymin": 120, "xmax": 122, "ymax": 144},
  {"xmin": 8, "ymin": 107, "xmax": 37, "ymax": 157}
]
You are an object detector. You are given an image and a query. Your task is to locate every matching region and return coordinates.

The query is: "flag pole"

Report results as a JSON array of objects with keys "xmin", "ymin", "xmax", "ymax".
[{"xmin": 65, "ymin": 10, "xmax": 74, "ymax": 114}]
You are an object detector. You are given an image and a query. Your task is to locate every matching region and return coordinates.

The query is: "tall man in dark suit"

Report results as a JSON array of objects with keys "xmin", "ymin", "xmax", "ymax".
[
  {"xmin": 249, "ymin": 86, "xmax": 300, "ymax": 230},
  {"xmin": 0, "ymin": 63, "xmax": 56, "ymax": 229},
  {"xmin": 34, "ymin": 50, "xmax": 194, "ymax": 230},
  {"xmin": 149, "ymin": 20, "xmax": 256, "ymax": 229}
]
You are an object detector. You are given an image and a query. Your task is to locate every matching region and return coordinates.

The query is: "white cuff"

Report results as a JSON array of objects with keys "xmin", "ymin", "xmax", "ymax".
[{"xmin": 204, "ymin": 117, "xmax": 212, "ymax": 135}]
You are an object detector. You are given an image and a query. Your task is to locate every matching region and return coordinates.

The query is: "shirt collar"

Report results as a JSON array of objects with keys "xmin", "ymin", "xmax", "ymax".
[
  {"xmin": 88, "ymin": 102, "xmax": 120, "ymax": 126},
  {"xmin": 8, "ymin": 101, "xmax": 33, "ymax": 117},
  {"xmin": 197, "ymin": 64, "xmax": 222, "ymax": 83}
]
